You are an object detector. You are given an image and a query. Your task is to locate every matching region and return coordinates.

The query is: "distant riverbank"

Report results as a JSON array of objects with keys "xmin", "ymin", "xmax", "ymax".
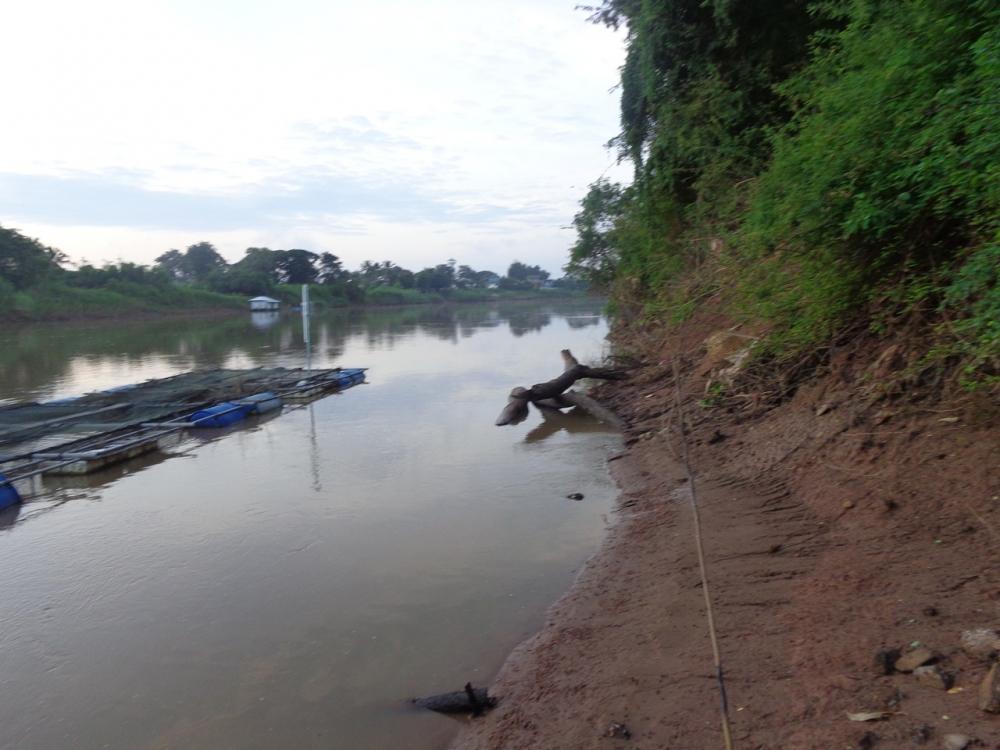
[{"xmin": 0, "ymin": 281, "xmax": 590, "ymax": 323}]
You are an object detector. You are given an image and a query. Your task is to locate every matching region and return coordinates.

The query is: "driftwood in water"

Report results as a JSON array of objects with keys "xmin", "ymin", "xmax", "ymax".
[
  {"xmin": 495, "ymin": 350, "xmax": 626, "ymax": 428},
  {"xmin": 413, "ymin": 683, "xmax": 496, "ymax": 715},
  {"xmin": 559, "ymin": 390, "xmax": 627, "ymax": 430}
]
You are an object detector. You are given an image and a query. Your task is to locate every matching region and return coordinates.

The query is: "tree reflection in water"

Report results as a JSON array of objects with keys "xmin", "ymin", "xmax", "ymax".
[{"xmin": 0, "ymin": 300, "xmax": 604, "ymax": 405}]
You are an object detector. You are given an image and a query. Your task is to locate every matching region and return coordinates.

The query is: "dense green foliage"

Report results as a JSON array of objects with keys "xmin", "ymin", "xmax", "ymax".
[
  {"xmin": 571, "ymin": 0, "xmax": 999, "ymax": 382},
  {"xmin": 0, "ymin": 226, "xmax": 581, "ymax": 321},
  {"xmin": 0, "ymin": 228, "xmax": 67, "ymax": 289}
]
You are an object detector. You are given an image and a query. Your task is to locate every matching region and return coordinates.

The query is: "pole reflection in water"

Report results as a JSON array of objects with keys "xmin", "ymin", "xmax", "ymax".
[{"xmin": 308, "ymin": 402, "xmax": 321, "ymax": 493}]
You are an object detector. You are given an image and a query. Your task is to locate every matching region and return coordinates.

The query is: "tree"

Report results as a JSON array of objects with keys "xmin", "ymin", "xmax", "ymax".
[
  {"xmin": 506, "ymin": 261, "xmax": 549, "ymax": 282},
  {"xmin": 318, "ymin": 252, "xmax": 345, "ymax": 284},
  {"xmin": 415, "ymin": 263, "xmax": 455, "ymax": 292},
  {"xmin": 356, "ymin": 260, "xmax": 416, "ymax": 288},
  {"xmin": 504, "ymin": 261, "xmax": 550, "ymax": 290},
  {"xmin": 476, "ymin": 270, "xmax": 500, "ymax": 288},
  {"xmin": 498, "ymin": 275, "xmax": 531, "ymax": 291},
  {"xmin": 394, "ymin": 268, "xmax": 416, "ymax": 289},
  {"xmin": 233, "ymin": 247, "xmax": 282, "ymax": 281},
  {"xmin": 208, "ymin": 267, "xmax": 275, "ymax": 295},
  {"xmin": 456, "ymin": 265, "xmax": 478, "ymax": 289},
  {"xmin": 67, "ymin": 261, "xmax": 172, "ymax": 290},
  {"xmin": 583, "ymin": 0, "xmax": 817, "ymax": 175},
  {"xmin": 566, "ymin": 179, "xmax": 623, "ymax": 287},
  {"xmin": 341, "ymin": 278, "xmax": 365, "ymax": 303},
  {"xmin": 154, "ymin": 249, "xmax": 187, "ymax": 281},
  {"xmin": 357, "ymin": 260, "xmax": 381, "ymax": 288},
  {"xmin": 0, "ymin": 225, "xmax": 64, "ymax": 289},
  {"xmin": 155, "ymin": 242, "xmax": 227, "ymax": 283},
  {"xmin": 183, "ymin": 242, "xmax": 227, "ymax": 282},
  {"xmin": 277, "ymin": 249, "xmax": 319, "ymax": 284}
]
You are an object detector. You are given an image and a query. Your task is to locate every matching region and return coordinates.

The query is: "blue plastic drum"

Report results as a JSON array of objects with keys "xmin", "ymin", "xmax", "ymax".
[
  {"xmin": 332, "ymin": 368, "xmax": 366, "ymax": 388},
  {"xmin": 188, "ymin": 402, "xmax": 253, "ymax": 428},
  {"xmin": 236, "ymin": 391, "xmax": 283, "ymax": 415},
  {"xmin": 0, "ymin": 473, "xmax": 21, "ymax": 511}
]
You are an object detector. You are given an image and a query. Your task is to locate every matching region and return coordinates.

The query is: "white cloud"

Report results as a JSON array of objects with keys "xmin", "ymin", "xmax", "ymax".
[{"xmin": 0, "ymin": 0, "xmax": 629, "ymax": 273}]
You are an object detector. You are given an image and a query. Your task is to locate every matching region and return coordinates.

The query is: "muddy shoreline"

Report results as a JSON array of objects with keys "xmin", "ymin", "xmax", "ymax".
[{"xmin": 450, "ymin": 316, "xmax": 999, "ymax": 749}]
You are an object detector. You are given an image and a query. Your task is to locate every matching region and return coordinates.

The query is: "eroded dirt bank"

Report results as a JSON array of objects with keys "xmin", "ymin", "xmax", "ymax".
[{"xmin": 451, "ymin": 313, "xmax": 999, "ymax": 749}]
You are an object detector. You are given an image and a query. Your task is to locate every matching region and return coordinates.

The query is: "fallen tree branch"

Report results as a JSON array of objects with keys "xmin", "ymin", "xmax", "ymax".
[{"xmin": 495, "ymin": 349, "xmax": 627, "ymax": 427}]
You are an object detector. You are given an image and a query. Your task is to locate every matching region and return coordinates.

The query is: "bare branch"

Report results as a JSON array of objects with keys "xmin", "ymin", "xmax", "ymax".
[{"xmin": 495, "ymin": 350, "xmax": 628, "ymax": 427}]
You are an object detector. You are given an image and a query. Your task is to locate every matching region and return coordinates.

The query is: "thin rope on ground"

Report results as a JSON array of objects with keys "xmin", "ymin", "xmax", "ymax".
[{"xmin": 671, "ymin": 356, "xmax": 735, "ymax": 750}]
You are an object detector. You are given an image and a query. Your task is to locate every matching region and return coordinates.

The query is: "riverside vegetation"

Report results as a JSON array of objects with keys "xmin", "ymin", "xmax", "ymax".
[
  {"xmin": 568, "ymin": 0, "xmax": 998, "ymax": 389},
  {"xmin": 0, "ymin": 226, "xmax": 583, "ymax": 321}
]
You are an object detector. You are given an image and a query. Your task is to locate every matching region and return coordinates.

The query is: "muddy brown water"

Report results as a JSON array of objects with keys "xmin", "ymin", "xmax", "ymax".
[{"xmin": 0, "ymin": 300, "xmax": 620, "ymax": 750}]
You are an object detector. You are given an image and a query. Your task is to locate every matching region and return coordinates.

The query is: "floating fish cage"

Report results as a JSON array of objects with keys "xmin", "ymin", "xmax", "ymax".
[{"xmin": 0, "ymin": 367, "xmax": 366, "ymax": 506}]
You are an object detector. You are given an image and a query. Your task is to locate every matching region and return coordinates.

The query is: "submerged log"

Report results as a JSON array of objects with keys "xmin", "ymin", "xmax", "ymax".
[
  {"xmin": 495, "ymin": 350, "xmax": 627, "ymax": 428},
  {"xmin": 496, "ymin": 387, "xmax": 532, "ymax": 427},
  {"xmin": 412, "ymin": 683, "xmax": 496, "ymax": 715},
  {"xmin": 559, "ymin": 390, "xmax": 627, "ymax": 431}
]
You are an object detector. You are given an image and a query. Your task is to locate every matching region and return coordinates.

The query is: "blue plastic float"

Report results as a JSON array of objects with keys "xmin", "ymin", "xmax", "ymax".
[
  {"xmin": 330, "ymin": 368, "xmax": 366, "ymax": 388},
  {"xmin": 236, "ymin": 391, "xmax": 283, "ymax": 415},
  {"xmin": 188, "ymin": 402, "xmax": 253, "ymax": 428},
  {"xmin": 0, "ymin": 473, "xmax": 21, "ymax": 511}
]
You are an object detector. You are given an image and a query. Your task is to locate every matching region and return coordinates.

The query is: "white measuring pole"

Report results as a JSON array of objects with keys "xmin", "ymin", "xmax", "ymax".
[{"xmin": 302, "ymin": 283, "xmax": 312, "ymax": 370}]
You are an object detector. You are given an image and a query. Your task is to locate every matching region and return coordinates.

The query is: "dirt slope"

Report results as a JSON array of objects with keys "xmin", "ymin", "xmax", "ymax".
[{"xmin": 451, "ymin": 313, "xmax": 999, "ymax": 749}]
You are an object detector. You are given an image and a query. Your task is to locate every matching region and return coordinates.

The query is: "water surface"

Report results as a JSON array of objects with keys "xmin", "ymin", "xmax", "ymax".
[{"xmin": 0, "ymin": 300, "xmax": 619, "ymax": 749}]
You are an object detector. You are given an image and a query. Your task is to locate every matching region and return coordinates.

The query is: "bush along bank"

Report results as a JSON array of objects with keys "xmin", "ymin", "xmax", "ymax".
[
  {"xmin": 569, "ymin": 0, "xmax": 998, "ymax": 393},
  {"xmin": 0, "ymin": 279, "xmax": 244, "ymax": 322}
]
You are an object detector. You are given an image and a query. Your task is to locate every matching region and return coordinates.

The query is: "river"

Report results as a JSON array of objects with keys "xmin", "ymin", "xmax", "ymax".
[{"xmin": 0, "ymin": 300, "xmax": 620, "ymax": 750}]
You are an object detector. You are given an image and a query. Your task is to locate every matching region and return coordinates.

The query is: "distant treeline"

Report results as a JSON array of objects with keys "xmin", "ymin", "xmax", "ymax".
[
  {"xmin": 0, "ymin": 226, "xmax": 585, "ymax": 320},
  {"xmin": 149, "ymin": 242, "xmax": 578, "ymax": 298},
  {"xmin": 570, "ymin": 0, "xmax": 998, "ymax": 384}
]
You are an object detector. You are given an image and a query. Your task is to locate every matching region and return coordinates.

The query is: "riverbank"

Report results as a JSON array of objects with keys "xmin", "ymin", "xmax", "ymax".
[
  {"xmin": 0, "ymin": 282, "xmax": 243, "ymax": 323},
  {"xmin": 451, "ymin": 306, "xmax": 999, "ymax": 748},
  {"xmin": 0, "ymin": 283, "xmax": 588, "ymax": 323}
]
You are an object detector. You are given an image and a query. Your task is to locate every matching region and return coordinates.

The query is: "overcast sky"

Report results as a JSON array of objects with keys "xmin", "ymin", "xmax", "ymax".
[{"xmin": 0, "ymin": 0, "xmax": 627, "ymax": 274}]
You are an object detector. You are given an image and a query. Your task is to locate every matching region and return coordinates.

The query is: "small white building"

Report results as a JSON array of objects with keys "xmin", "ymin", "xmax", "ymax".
[{"xmin": 248, "ymin": 296, "xmax": 280, "ymax": 311}]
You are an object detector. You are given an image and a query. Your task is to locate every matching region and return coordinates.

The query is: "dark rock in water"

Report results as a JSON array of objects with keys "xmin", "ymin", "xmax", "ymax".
[
  {"xmin": 413, "ymin": 683, "xmax": 496, "ymax": 715},
  {"xmin": 858, "ymin": 730, "xmax": 878, "ymax": 749},
  {"xmin": 566, "ymin": 493, "xmax": 584, "ymax": 501}
]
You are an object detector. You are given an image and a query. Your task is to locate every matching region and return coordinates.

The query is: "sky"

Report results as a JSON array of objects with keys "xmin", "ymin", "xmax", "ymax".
[{"xmin": 0, "ymin": 0, "xmax": 628, "ymax": 275}]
